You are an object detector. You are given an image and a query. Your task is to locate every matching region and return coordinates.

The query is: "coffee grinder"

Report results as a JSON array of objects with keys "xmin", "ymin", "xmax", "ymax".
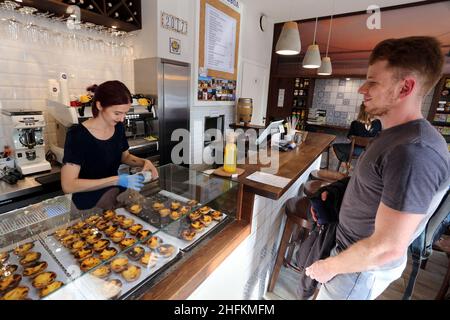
[{"xmin": 1, "ymin": 110, "xmax": 51, "ymax": 175}]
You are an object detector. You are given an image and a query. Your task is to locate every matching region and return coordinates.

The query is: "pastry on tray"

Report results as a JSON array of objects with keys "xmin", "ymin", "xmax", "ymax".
[
  {"xmin": 113, "ymin": 215, "xmax": 126, "ymax": 224},
  {"xmin": 0, "ymin": 252, "xmax": 9, "ymax": 264},
  {"xmin": 169, "ymin": 211, "xmax": 181, "ymax": 221},
  {"xmin": 90, "ymin": 264, "xmax": 111, "ymax": 279},
  {"xmin": 128, "ymin": 224, "xmax": 143, "ymax": 235},
  {"xmin": 188, "ymin": 211, "xmax": 202, "ymax": 222},
  {"xmin": 93, "ymin": 239, "xmax": 110, "ymax": 252},
  {"xmin": 110, "ymin": 231, "xmax": 126, "ymax": 243},
  {"xmin": 79, "ymin": 227, "xmax": 96, "ymax": 239},
  {"xmin": 146, "ymin": 236, "xmax": 162, "ymax": 250},
  {"xmin": 120, "ymin": 218, "xmax": 135, "ymax": 229},
  {"xmin": 85, "ymin": 215, "xmax": 101, "ymax": 226},
  {"xmin": 23, "ymin": 261, "xmax": 48, "ymax": 277},
  {"xmin": 181, "ymin": 229, "xmax": 196, "ymax": 241},
  {"xmin": 170, "ymin": 201, "xmax": 181, "ymax": 210},
  {"xmin": 159, "ymin": 208, "xmax": 170, "ymax": 218},
  {"xmin": 61, "ymin": 234, "xmax": 81, "ymax": 248},
  {"xmin": 95, "ymin": 220, "xmax": 110, "ymax": 231},
  {"xmin": 191, "ymin": 221, "xmax": 205, "ymax": 231},
  {"xmin": 179, "ymin": 206, "xmax": 190, "ymax": 215},
  {"xmin": 100, "ymin": 279, "xmax": 122, "ymax": 300},
  {"xmin": 200, "ymin": 214, "xmax": 213, "ymax": 226},
  {"xmin": 39, "ymin": 281, "xmax": 64, "ymax": 298},
  {"xmin": 74, "ymin": 248, "xmax": 93, "ymax": 261},
  {"xmin": 99, "ymin": 247, "xmax": 118, "ymax": 261},
  {"xmin": 54, "ymin": 228, "xmax": 71, "ymax": 240},
  {"xmin": 119, "ymin": 238, "xmax": 137, "ymax": 249},
  {"xmin": 19, "ymin": 252, "xmax": 41, "ymax": 266},
  {"xmin": 80, "ymin": 257, "xmax": 101, "ymax": 272},
  {"xmin": 104, "ymin": 224, "xmax": 119, "ymax": 236},
  {"xmin": 152, "ymin": 202, "xmax": 165, "ymax": 210},
  {"xmin": 199, "ymin": 206, "xmax": 211, "ymax": 214},
  {"xmin": 136, "ymin": 229, "xmax": 151, "ymax": 240},
  {"xmin": 32, "ymin": 271, "xmax": 56, "ymax": 289},
  {"xmin": 157, "ymin": 244, "xmax": 176, "ymax": 258},
  {"xmin": 121, "ymin": 264, "xmax": 141, "ymax": 282},
  {"xmin": 187, "ymin": 199, "xmax": 198, "ymax": 206},
  {"xmin": 70, "ymin": 240, "xmax": 88, "ymax": 253},
  {"xmin": 211, "ymin": 210, "xmax": 223, "ymax": 221},
  {"xmin": 13, "ymin": 242, "xmax": 35, "ymax": 257},
  {"xmin": 126, "ymin": 246, "xmax": 145, "ymax": 261},
  {"xmin": 102, "ymin": 209, "xmax": 116, "ymax": 221},
  {"xmin": 86, "ymin": 233, "xmax": 102, "ymax": 245},
  {"xmin": 129, "ymin": 204, "xmax": 142, "ymax": 215},
  {"xmin": 1, "ymin": 264, "xmax": 18, "ymax": 279},
  {"xmin": 0, "ymin": 274, "xmax": 22, "ymax": 292},
  {"xmin": 72, "ymin": 221, "xmax": 87, "ymax": 231},
  {"xmin": 1, "ymin": 286, "xmax": 29, "ymax": 300},
  {"xmin": 140, "ymin": 251, "xmax": 158, "ymax": 268},
  {"xmin": 110, "ymin": 257, "xmax": 129, "ymax": 273}
]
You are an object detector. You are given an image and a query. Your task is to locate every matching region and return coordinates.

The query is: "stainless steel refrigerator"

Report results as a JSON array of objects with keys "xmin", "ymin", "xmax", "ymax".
[{"xmin": 134, "ymin": 58, "xmax": 190, "ymax": 166}]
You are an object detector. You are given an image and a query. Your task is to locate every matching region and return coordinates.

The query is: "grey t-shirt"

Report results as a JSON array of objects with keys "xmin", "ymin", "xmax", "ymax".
[{"xmin": 336, "ymin": 119, "xmax": 450, "ymax": 266}]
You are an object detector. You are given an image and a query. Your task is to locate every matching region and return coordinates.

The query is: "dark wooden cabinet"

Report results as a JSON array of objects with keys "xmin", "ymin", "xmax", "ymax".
[
  {"xmin": 19, "ymin": 0, "xmax": 141, "ymax": 31},
  {"xmin": 427, "ymin": 75, "xmax": 450, "ymax": 151}
]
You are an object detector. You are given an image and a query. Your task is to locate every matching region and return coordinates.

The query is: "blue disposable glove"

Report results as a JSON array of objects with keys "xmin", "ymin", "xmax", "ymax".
[{"xmin": 118, "ymin": 174, "xmax": 145, "ymax": 191}]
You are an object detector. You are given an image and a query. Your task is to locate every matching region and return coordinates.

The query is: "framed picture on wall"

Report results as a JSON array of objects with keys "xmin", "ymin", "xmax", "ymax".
[{"xmin": 170, "ymin": 37, "xmax": 181, "ymax": 55}]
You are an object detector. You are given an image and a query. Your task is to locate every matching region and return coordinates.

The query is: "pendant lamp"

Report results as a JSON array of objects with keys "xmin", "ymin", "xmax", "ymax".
[
  {"xmin": 317, "ymin": 15, "xmax": 333, "ymax": 76},
  {"xmin": 276, "ymin": 21, "xmax": 301, "ymax": 55},
  {"xmin": 302, "ymin": 18, "xmax": 321, "ymax": 69}
]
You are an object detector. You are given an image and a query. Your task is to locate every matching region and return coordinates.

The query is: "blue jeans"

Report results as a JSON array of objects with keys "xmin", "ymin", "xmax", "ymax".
[{"xmin": 316, "ymin": 246, "xmax": 406, "ymax": 300}]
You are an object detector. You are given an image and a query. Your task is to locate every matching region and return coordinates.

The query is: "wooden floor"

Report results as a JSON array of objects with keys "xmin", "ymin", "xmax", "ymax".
[{"xmin": 266, "ymin": 251, "xmax": 449, "ymax": 300}]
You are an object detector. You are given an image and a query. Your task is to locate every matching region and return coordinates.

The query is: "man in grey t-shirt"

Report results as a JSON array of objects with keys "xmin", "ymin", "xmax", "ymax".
[{"xmin": 305, "ymin": 36, "xmax": 450, "ymax": 300}]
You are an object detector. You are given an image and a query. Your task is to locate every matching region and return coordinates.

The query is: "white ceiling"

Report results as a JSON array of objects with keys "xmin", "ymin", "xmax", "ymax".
[{"xmin": 239, "ymin": 0, "xmax": 427, "ymax": 23}]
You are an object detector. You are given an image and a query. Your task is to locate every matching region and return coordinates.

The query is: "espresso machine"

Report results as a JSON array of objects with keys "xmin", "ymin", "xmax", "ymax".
[{"xmin": 1, "ymin": 110, "xmax": 51, "ymax": 175}]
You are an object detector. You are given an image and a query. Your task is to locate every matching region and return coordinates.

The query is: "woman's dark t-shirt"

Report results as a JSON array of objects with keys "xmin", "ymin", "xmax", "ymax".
[{"xmin": 63, "ymin": 122, "xmax": 129, "ymax": 210}]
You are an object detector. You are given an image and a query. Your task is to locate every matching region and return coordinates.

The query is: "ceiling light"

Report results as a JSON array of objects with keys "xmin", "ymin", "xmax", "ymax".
[
  {"xmin": 303, "ymin": 18, "xmax": 321, "ymax": 69},
  {"xmin": 275, "ymin": 21, "xmax": 301, "ymax": 55},
  {"xmin": 318, "ymin": 15, "xmax": 333, "ymax": 76}
]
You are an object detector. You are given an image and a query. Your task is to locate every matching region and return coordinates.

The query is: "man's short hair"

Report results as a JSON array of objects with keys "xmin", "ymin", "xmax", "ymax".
[{"xmin": 369, "ymin": 36, "xmax": 444, "ymax": 96}]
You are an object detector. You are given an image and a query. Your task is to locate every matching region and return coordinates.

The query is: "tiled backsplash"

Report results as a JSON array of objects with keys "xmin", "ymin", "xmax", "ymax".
[
  {"xmin": 0, "ymin": 37, "xmax": 134, "ymax": 152},
  {"xmin": 310, "ymin": 78, "xmax": 434, "ymax": 127}
]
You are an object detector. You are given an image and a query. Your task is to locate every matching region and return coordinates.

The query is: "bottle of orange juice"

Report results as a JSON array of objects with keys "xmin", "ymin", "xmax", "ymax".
[{"xmin": 223, "ymin": 132, "xmax": 237, "ymax": 173}]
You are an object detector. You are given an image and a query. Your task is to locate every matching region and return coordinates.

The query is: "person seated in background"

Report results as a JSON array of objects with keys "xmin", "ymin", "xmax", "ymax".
[{"xmin": 332, "ymin": 103, "xmax": 381, "ymax": 171}]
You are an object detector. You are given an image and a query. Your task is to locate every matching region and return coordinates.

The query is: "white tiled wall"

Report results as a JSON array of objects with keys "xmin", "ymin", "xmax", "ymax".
[{"xmin": 0, "ymin": 37, "xmax": 134, "ymax": 151}]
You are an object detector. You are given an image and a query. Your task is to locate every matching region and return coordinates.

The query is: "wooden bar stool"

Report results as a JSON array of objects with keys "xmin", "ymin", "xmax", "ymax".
[
  {"xmin": 268, "ymin": 196, "xmax": 313, "ymax": 292},
  {"xmin": 433, "ymin": 235, "xmax": 450, "ymax": 299},
  {"xmin": 310, "ymin": 169, "xmax": 346, "ymax": 183}
]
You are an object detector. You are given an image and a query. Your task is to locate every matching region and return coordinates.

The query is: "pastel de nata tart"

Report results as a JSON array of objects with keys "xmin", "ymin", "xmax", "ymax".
[
  {"xmin": 129, "ymin": 204, "xmax": 142, "ymax": 215},
  {"xmin": 79, "ymin": 227, "xmax": 96, "ymax": 239},
  {"xmin": 189, "ymin": 211, "xmax": 202, "ymax": 221},
  {"xmin": 199, "ymin": 206, "xmax": 211, "ymax": 214},
  {"xmin": 120, "ymin": 218, "xmax": 135, "ymax": 229},
  {"xmin": 86, "ymin": 233, "xmax": 102, "ymax": 245},
  {"xmin": 110, "ymin": 231, "xmax": 126, "ymax": 243},
  {"xmin": 54, "ymin": 228, "xmax": 71, "ymax": 240},
  {"xmin": 32, "ymin": 271, "xmax": 56, "ymax": 289},
  {"xmin": 13, "ymin": 242, "xmax": 35, "ymax": 257},
  {"xmin": 119, "ymin": 238, "xmax": 137, "ymax": 249},
  {"xmin": 74, "ymin": 248, "xmax": 93, "ymax": 261},
  {"xmin": 157, "ymin": 244, "xmax": 176, "ymax": 258},
  {"xmin": 136, "ymin": 229, "xmax": 151, "ymax": 240},
  {"xmin": 110, "ymin": 257, "xmax": 129, "ymax": 273},
  {"xmin": 146, "ymin": 236, "xmax": 162, "ymax": 250},
  {"xmin": 179, "ymin": 206, "xmax": 190, "ymax": 215},
  {"xmin": 100, "ymin": 279, "xmax": 122, "ymax": 300},
  {"xmin": 128, "ymin": 224, "xmax": 143, "ymax": 235},
  {"xmin": 170, "ymin": 201, "xmax": 181, "ymax": 210},
  {"xmin": 181, "ymin": 229, "xmax": 196, "ymax": 241},
  {"xmin": 72, "ymin": 221, "xmax": 87, "ymax": 231},
  {"xmin": 199, "ymin": 214, "xmax": 213, "ymax": 226},
  {"xmin": 113, "ymin": 215, "xmax": 126, "ymax": 224},
  {"xmin": 121, "ymin": 264, "xmax": 141, "ymax": 282},
  {"xmin": 70, "ymin": 240, "xmax": 88, "ymax": 253},
  {"xmin": 140, "ymin": 252, "xmax": 158, "ymax": 268},
  {"xmin": 39, "ymin": 281, "xmax": 64, "ymax": 298},
  {"xmin": 80, "ymin": 257, "xmax": 101, "ymax": 272},
  {"xmin": 169, "ymin": 211, "xmax": 181, "ymax": 221},
  {"xmin": 90, "ymin": 264, "xmax": 111, "ymax": 279},
  {"xmin": 1, "ymin": 286, "xmax": 29, "ymax": 300},
  {"xmin": 1, "ymin": 264, "xmax": 18, "ymax": 279},
  {"xmin": 159, "ymin": 208, "xmax": 170, "ymax": 218},
  {"xmin": 95, "ymin": 220, "xmax": 110, "ymax": 231},
  {"xmin": 23, "ymin": 261, "xmax": 48, "ymax": 277},
  {"xmin": 187, "ymin": 199, "xmax": 198, "ymax": 206},
  {"xmin": 19, "ymin": 251, "xmax": 41, "ymax": 266},
  {"xmin": 99, "ymin": 247, "xmax": 118, "ymax": 261},
  {"xmin": 0, "ymin": 252, "xmax": 9, "ymax": 264},
  {"xmin": 85, "ymin": 214, "xmax": 101, "ymax": 226},
  {"xmin": 102, "ymin": 209, "xmax": 116, "ymax": 221},
  {"xmin": 211, "ymin": 210, "xmax": 223, "ymax": 221},
  {"xmin": 93, "ymin": 239, "xmax": 111, "ymax": 252},
  {"xmin": 104, "ymin": 224, "xmax": 119, "ymax": 236},
  {"xmin": 126, "ymin": 246, "xmax": 145, "ymax": 261},
  {"xmin": 191, "ymin": 221, "xmax": 205, "ymax": 231},
  {"xmin": 0, "ymin": 274, "xmax": 22, "ymax": 292},
  {"xmin": 152, "ymin": 202, "xmax": 165, "ymax": 210},
  {"xmin": 61, "ymin": 234, "xmax": 81, "ymax": 248}
]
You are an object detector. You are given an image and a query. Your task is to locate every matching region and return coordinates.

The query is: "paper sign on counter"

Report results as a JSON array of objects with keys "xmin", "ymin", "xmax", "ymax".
[{"xmin": 246, "ymin": 171, "xmax": 291, "ymax": 188}]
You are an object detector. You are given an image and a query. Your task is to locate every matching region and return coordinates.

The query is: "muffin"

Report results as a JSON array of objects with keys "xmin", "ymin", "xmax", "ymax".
[
  {"xmin": 80, "ymin": 257, "xmax": 101, "ymax": 272},
  {"xmin": 32, "ymin": 272, "xmax": 56, "ymax": 289},
  {"xmin": 211, "ymin": 210, "xmax": 223, "ymax": 221},
  {"xmin": 129, "ymin": 204, "xmax": 142, "ymax": 215},
  {"xmin": 146, "ymin": 236, "xmax": 162, "ymax": 250},
  {"xmin": 119, "ymin": 238, "xmax": 137, "ymax": 249},
  {"xmin": 1, "ymin": 286, "xmax": 29, "ymax": 300},
  {"xmin": 110, "ymin": 231, "xmax": 126, "ymax": 243},
  {"xmin": 99, "ymin": 247, "xmax": 118, "ymax": 261},
  {"xmin": 121, "ymin": 265, "xmax": 141, "ymax": 282},
  {"xmin": 128, "ymin": 224, "xmax": 143, "ymax": 235},
  {"xmin": 110, "ymin": 257, "xmax": 129, "ymax": 273},
  {"xmin": 90, "ymin": 265, "xmax": 111, "ymax": 279},
  {"xmin": 93, "ymin": 239, "xmax": 110, "ymax": 252},
  {"xmin": 13, "ymin": 242, "xmax": 34, "ymax": 257},
  {"xmin": 104, "ymin": 224, "xmax": 119, "ymax": 236},
  {"xmin": 120, "ymin": 218, "xmax": 135, "ymax": 229},
  {"xmin": 181, "ymin": 229, "xmax": 196, "ymax": 241},
  {"xmin": 200, "ymin": 214, "xmax": 213, "ymax": 226},
  {"xmin": 23, "ymin": 261, "xmax": 48, "ymax": 277},
  {"xmin": 39, "ymin": 281, "xmax": 64, "ymax": 298},
  {"xmin": 100, "ymin": 279, "xmax": 122, "ymax": 300},
  {"xmin": 169, "ymin": 211, "xmax": 181, "ymax": 221},
  {"xmin": 159, "ymin": 208, "xmax": 170, "ymax": 218},
  {"xmin": 170, "ymin": 201, "xmax": 181, "ymax": 210},
  {"xmin": 140, "ymin": 252, "xmax": 158, "ymax": 268},
  {"xmin": 0, "ymin": 274, "xmax": 22, "ymax": 292},
  {"xmin": 19, "ymin": 252, "xmax": 41, "ymax": 266},
  {"xmin": 136, "ymin": 229, "xmax": 151, "ymax": 240},
  {"xmin": 157, "ymin": 244, "xmax": 176, "ymax": 258},
  {"xmin": 102, "ymin": 209, "xmax": 116, "ymax": 221},
  {"xmin": 126, "ymin": 246, "xmax": 145, "ymax": 261},
  {"xmin": 152, "ymin": 202, "xmax": 165, "ymax": 210},
  {"xmin": 74, "ymin": 248, "xmax": 93, "ymax": 261}
]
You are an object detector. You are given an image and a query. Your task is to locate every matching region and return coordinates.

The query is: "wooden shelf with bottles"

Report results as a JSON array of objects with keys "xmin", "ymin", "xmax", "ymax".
[
  {"xmin": 291, "ymin": 77, "xmax": 314, "ymax": 130},
  {"xmin": 427, "ymin": 75, "xmax": 450, "ymax": 151}
]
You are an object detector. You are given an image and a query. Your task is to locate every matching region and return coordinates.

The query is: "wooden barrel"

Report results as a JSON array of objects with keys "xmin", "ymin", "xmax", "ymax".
[{"xmin": 237, "ymin": 98, "xmax": 253, "ymax": 125}]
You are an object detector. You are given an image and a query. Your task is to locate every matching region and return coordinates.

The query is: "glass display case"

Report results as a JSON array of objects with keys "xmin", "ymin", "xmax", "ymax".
[{"xmin": 0, "ymin": 164, "xmax": 238, "ymax": 300}]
